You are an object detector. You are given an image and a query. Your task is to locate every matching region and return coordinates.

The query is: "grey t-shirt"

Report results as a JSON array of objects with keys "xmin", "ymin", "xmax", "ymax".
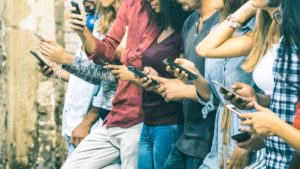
[{"xmin": 175, "ymin": 11, "xmax": 221, "ymax": 158}]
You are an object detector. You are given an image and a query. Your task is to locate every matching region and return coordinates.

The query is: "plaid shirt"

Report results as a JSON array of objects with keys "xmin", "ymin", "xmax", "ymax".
[{"xmin": 265, "ymin": 39, "xmax": 300, "ymax": 168}]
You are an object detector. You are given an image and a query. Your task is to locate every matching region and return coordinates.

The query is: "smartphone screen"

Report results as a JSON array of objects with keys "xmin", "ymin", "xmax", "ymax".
[
  {"xmin": 162, "ymin": 59, "xmax": 198, "ymax": 81},
  {"xmin": 212, "ymin": 80, "xmax": 248, "ymax": 102},
  {"xmin": 226, "ymin": 104, "xmax": 242, "ymax": 116}
]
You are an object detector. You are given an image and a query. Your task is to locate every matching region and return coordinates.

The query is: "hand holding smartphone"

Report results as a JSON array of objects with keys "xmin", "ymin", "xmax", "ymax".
[
  {"xmin": 29, "ymin": 50, "xmax": 49, "ymax": 67},
  {"xmin": 231, "ymin": 132, "xmax": 252, "ymax": 142},
  {"xmin": 163, "ymin": 58, "xmax": 198, "ymax": 81},
  {"xmin": 128, "ymin": 66, "xmax": 159, "ymax": 86},
  {"xmin": 212, "ymin": 80, "xmax": 248, "ymax": 103}
]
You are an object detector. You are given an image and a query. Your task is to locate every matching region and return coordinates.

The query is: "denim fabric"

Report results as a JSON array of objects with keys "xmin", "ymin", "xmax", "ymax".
[
  {"xmin": 65, "ymin": 135, "xmax": 76, "ymax": 158},
  {"xmin": 138, "ymin": 124, "xmax": 183, "ymax": 169},
  {"xmin": 198, "ymin": 18, "xmax": 258, "ymax": 169},
  {"xmin": 163, "ymin": 147, "xmax": 204, "ymax": 169}
]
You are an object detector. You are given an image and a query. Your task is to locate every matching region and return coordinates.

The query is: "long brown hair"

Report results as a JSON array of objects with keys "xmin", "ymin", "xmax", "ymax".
[
  {"xmin": 221, "ymin": 0, "xmax": 247, "ymax": 21},
  {"xmin": 242, "ymin": 9, "xmax": 280, "ymax": 72},
  {"xmin": 96, "ymin": 0, "xmax": 123, "ymax": 34}
]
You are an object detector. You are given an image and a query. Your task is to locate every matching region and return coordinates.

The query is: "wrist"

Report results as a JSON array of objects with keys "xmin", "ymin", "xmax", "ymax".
[{"xmin": 63, "ymin": 52, "xmax": 74, "ymax": 65}]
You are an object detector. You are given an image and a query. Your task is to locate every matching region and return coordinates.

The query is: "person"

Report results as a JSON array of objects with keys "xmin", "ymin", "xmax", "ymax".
[
  {"xmin": 199, "ymin": 0, "xmax": 297, "ymax": 168},
  {"xmin": 236, "ymin": 0, "xmax": 300, "ymax": 168},
  {"xmin": 44, "ymin": 0, "xmax": 162, "ymax": 168},
  {"xmin": 144, "ymin": 0, "xmax": 219, "ymax": 168},
  {"xmin": 105, "ymin": 0, "xmax": 188, "ymax": 168},
  {"xmin": 159, "ymin": 0, "xmax": 259, "ymax": 168},
  {"xmin": 38, "ymin": 0, "xmax": 104, "ymax": 157}
]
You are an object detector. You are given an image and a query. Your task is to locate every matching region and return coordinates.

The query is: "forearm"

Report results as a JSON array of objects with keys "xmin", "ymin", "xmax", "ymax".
[
  {"xmin": 81, "ymin": 106, "xmax": 100, "ymax": 127},
  {"xmin": 62, "ymin": 61, "xmax": 115, "ymax": 84},
  {"xmin": 256, "ymin": 94, "xmax": 271, "ymax": 107},
  {"xmin": 193, "ymin": 76, "xmax": 210, "ymax": 101},
  {"xmin": 80, "ymin": 29, "xmax": 96, "ymax": 55},
  {"xmin": 196, "ymin": 3, "xmax": 254, "ymax": 58},
  {"xmin": 274, "ymin": 120, "xmax": 300, "ymax": 153}
]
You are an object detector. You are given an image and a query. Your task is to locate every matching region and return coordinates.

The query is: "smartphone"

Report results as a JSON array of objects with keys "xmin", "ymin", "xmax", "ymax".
[
  {"xmin": 128, "ymin": 66, "xmax": 159, "ymax": 86},
  {"xmin": 99, "ymin": 59, "xmax": 109, "ymax": 66},
  {"xmin": 71, "ymin": 1, "xmax": 81, "ymax": 15},
  {"xmin": 231, "ymin": 132, "xmax": 251, "ymax": 142},
  {"xmin": 29, "ymin": 50, "xmax": 49, "ymax": 67},
  {"xmin": 34, "ymin": 33, "xmax": 46, "ymax": 42},
  {"xmin": 226, "ymin": 104, "xmax": 242, "ymax": 116},
  {"xmin": 163, "ymin": 58, "xmax": 198, "ymax": 81},
  {"xmin": 212, "ymin": 80, "xmax": 248, "ymax": 102}
]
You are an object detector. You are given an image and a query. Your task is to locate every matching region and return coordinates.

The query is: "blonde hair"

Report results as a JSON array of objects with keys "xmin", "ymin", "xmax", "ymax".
[
  {"xmin": 95, "ymin": 0, "xmax": 123, "ymax": 34},
  {"xmin": 242, "ymin": 9, "xmax": 280, "ymax": 72}
]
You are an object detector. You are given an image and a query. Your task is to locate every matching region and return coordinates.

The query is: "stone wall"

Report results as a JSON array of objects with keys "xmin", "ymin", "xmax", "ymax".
[{"xmin": 0, "ymin": 0, "xmax": 69, "ymax": 168}]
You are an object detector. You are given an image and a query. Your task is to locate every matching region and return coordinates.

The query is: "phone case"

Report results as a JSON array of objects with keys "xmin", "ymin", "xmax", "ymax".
[
  {"xmin": 231, "ymin": 132, "xmax": 251, "ymax": 142},
  {"xmin": 128, "ymin": 66, "xmax": 159, "ymax": 86},
  {"xmin": 71, "ymin": 1, "xmax": 81, "ymax": 15},
  {"xmin": 29, "ymin": 50, "xmax": 48, "ymax": 67},
  {"xmin": 163, "ymin": 59, "xmax": 198, "ymax": 81}
]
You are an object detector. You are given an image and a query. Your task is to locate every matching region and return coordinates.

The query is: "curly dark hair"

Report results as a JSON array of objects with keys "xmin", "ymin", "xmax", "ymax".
[{"xmin": 142, "ymin": 0, "xmax": 190, "ymax": 30}]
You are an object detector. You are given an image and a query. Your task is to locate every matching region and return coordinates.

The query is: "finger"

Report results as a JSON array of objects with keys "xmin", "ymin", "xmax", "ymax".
[
  {"xmin": 166, "ymin": 65, "xmax": 173, "ymax": 72},
  {"xmin": 157, "ymin": 86, "xmax": 166, "ymax": 93},
  {"xmin": 70, "ymin": 13, "xmax": 84, "ymax": 21},
  {"xmin": 240, "ymin": 119, "xmax": 254, "ymax": 126},
  {"xmin": 239, "ymin": 113, "xmax": 254, "ymax": 120},
  {"xmin": 161, "ymin": 92, "xmax": 167, "ymax": 98},
  {"xmin": 104, "ymin": 64, "xmax": 121, "ymax": 70},
  {"xmin": 148, "ymin": 75, "xmax": 165, "ymax": 84},
  {"xmin": 231, "ymin": 82, "xmax": 245, "ymax": 90},
  {"xmin": 110, "ymin": 69, "xmax": 120, "ymax": 75},
  {"xmin": 69, "ymin": 23, "xmax": 85, "ymax": 31},
  {"xmin": 253, "ymin": 101, "xmax": 266, "ymax": 111},
  {"xmin": 239, "ymin": 128, "xmax": 252, "ymax": 133},
  {"xmin": 70, "ymin": 136, "xmax": 76, "ymax": 145},
  {"xmin": 143, "ymin": 67, "xmax": 151, "ymax": 74}
]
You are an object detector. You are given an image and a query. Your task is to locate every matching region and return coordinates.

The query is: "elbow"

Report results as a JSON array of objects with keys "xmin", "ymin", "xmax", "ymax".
[{"xmin": 195, "ymin": 45, "xmax": 209, "ymax": 58}]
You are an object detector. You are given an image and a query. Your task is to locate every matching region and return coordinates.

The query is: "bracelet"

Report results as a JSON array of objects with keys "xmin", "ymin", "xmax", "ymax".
[
  {"xmin": 57, "ymin": 65, "xmax": 62, "ymax": 80},
  {"xmin": 226, "ymin": 14, "xmax": 242, "ymax": 29}
]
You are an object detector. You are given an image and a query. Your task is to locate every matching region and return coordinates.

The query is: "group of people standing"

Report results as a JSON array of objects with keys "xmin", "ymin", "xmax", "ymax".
[{"xmin": 36, "ymin": 0, "xmax": 300, "ymax": 168}]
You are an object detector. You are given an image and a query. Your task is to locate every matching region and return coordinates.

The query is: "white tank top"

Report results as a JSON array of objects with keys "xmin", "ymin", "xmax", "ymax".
[{"xmin": 252, "ymin": 44, "xmax": 279, "ymax": 95}]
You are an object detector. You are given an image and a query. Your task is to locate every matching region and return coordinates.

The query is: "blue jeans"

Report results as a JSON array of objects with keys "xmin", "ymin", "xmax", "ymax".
[
  {"xmin": 138, "ymin": 124, "xmax": 183, "ymax": 169},
  {"xmin": 65, "ymin": 135, "xmax": 76, "ymax": 158},
  {"xmin": 163, "ymin": 147, "xmax": 204, "ymax": 169}
]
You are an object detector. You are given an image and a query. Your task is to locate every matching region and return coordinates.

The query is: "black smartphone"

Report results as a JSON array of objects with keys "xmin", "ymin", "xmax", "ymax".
[
  {"xmin": 212, "ymin": 80, "xmax": 248, "ymax": 102},
  {"xmin": 71, "ymin": 1, "xmax": 81, "ymax": 15},
  {"xmin": 128, "ymin": 66, "xmax": 159, "ymax": 86},
  {"xmin": 99, "ymin": 59, "xmax": 109, "ymax": 66},
  {"xmin": 29, "ymin": 50, "xmax": 49, "ymax": 67},
  {"xmin": 163, "ymin": 58, "xmax": 198, "ymax": 81},
  {"xmin": 231, "ymin": 132, "xmax": 251, "ymax": 142}
]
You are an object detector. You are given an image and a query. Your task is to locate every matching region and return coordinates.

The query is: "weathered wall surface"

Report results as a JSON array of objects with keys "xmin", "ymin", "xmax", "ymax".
[{"xmin": 0, "ymin": 0, "xmax": 68, "ymax": 168}]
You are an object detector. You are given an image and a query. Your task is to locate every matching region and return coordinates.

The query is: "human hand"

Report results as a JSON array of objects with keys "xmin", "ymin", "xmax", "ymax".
[
  {"xmin": 236, "ymin": 129, "xmax": 265, "ymax": 151},
  {"xmin": 239, "ymin": 103, "xmax": 281, "ymax": 136},
  {"xmin": 149, "ymin": 75, "xmax": 186, "ymax": 102},
  {"xmin": 221, "ymin": 82, "xmax": 256, "ymax": 110},
  {"xmin": 39, "ymin": 41, "xmax": 73, "ymax": 65},
  {"xmin": 166, "ymin": 58, "xmax": 200, "ymax": 83},
  {"xmin": 139, "ymin": 67, "xmax": 159, "ymax": 91},
  {"xmin": 70, "ymin": 121, "xmax": 91, "ymax": 146},
  {"xmin": 226, "ymin": 147, "xmax": 250, "ymax": 169},
  {"xmin": 105, "ymin": 64, "xmax": 136, "ymax": 81},
  {"xmin": 68, "ymin": 6, "xmax": 87, "ymax": 36}
]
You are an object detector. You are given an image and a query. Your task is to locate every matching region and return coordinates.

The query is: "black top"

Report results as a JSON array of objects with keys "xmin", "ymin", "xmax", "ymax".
[{"xmin": 142, "ymin": 30, "xmax": 184, "ymax": 125}]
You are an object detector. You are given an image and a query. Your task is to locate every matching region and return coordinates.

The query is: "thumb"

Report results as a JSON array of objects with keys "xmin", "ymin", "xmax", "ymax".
[
  {"xmin": 148, "ymin": 75, "xmax": 165, "ymax": 83},
  {"xmin": 232, "ymin": 82, "xmax": 245, "ymax": 90},
  {"xmin": 70, "ymin": 135, "xmax": 76, "ymax": 145},
  {"xmin": 253, "ymin": 101, "xmax": 265, "ymax": 111},
  {"xmin": 143, "ymin": 67, "xmax": 151, "ymax": 74}
]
